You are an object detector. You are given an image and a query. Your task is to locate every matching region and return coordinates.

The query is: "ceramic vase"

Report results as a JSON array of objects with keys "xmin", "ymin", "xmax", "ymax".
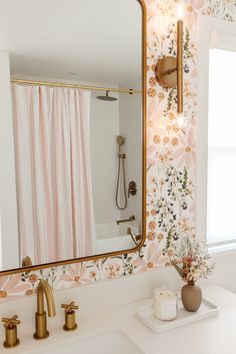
[{"xmin": 181, "ymin": 282, "xmax": 202, "ymax": 312}]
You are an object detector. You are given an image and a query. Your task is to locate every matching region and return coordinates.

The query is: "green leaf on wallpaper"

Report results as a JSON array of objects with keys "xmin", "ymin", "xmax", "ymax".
[
  {"xmin": 182, "ymin": 167, "xmax": 188, "ymax": 190},
  {"xmin": 163, "ymin": 225, "xmax": 175, "ymax": 255},
  {"xmin": 184, "ymin": 27, "xmax": 190, "ymax": 55},
  {"xmin": 164, "ymin": 87, "xmax": 176, "ymax": 114}
]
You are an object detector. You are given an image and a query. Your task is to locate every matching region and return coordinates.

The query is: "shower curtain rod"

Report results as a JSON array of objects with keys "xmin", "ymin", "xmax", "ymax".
[{"xmin": 10, "ymin": 78, "xmax": 142, "ymax": 95}]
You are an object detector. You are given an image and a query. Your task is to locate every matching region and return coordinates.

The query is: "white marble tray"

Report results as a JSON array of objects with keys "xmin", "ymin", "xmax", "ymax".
[{"xmin": 136, "ymin": 298, "xmax": 219, "ymax": 333}]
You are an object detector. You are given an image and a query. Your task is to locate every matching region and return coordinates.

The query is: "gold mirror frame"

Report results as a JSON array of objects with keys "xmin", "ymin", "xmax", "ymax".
[{"xmin": 1, "ymin": 0, "xmax": 147, "ymax": 276}]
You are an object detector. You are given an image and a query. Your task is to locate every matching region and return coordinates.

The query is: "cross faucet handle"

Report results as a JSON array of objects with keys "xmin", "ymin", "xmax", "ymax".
[
  {"xmin": 61, "ymin": 301, "xmax": 79, "ymax": 314},
  {"xmin": 2, "ymin": 315, "xmax": 20, "ymax": 329},
  {"xmin": 61, "ymin": 301, "xmax": 79, "ymax": 331},
  {"xmin": 1, "ymin": 315, "xmax": 20, "ymax": 348}
]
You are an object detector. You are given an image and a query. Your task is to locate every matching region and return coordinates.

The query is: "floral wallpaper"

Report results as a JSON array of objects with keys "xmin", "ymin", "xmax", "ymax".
[
  {"xmin": 203, "ymin": 0, "xmax": 236, "ymax": 21},
  {"xmin": 0, "ymin": 0, "xmax": 236, "ymax": 302}
]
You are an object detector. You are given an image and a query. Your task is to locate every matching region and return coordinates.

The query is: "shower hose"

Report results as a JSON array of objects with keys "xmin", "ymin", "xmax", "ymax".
[{"xmin": 115, "ymin": 144, "xmax": 127, "ymax": 210}]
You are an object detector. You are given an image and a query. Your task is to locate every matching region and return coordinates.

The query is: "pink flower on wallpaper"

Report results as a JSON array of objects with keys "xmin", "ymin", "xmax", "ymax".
[
  {"xmin": 190, "ymin": 0, "xmax": 205, "ymax": 10},
  {"xmin": 0, "ymin": 274, "xmax": 30, "ymax": 301},
  {"xmin": 182, "ymin": 1, "xmax": 205, "ymax": 30},
  {"xmin": 146, "ymin": 0, "xmax": 158, "ymax": 18},
  {"xmin": 132, "ymin": 242, "xmax": 168, "ymax": 273},
  {"xmin": 147, "ymin": 108, "xmax": 170, "ymax": 170},
  {"xmin": 147, "ymin": 103, "xmax": 168, "ymax": 137},
  {"xmin": 151, "ymin": 115, "xmax": 170, "ymax": 137},
  {"xmin": 60, "ymin": 263, "xmax": 97, "ymax": 286},
  {"xmin": 173, "ymin": 128, "xmax": 196, "ymax": 168}
]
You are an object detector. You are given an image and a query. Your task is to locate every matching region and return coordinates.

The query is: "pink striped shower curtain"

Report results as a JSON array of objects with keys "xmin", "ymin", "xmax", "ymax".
[{"xmin": 11, "ymin": 84, "xmax": 95, "ymax": 264}]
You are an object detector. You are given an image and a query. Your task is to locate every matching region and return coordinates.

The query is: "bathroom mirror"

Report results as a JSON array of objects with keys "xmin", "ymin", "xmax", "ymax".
[{"xmin": 0, "ymin": 0, "xmax": 146, "ymax": 274}]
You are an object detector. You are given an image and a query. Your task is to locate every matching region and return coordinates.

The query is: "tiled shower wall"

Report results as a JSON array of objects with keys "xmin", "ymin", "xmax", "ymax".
[{"xmin": 0, "ymin": 0, "xmax": 235, "ymax": 302}]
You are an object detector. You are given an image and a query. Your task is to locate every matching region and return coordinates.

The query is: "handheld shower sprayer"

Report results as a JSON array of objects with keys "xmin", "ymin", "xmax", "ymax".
[
  {"xmin": 116, "ymin": 136, "xmax": 127, "ymax": 210},
  {"xmin": 117, "ymin": 135, "xmax": 125, "ymax": 146}
]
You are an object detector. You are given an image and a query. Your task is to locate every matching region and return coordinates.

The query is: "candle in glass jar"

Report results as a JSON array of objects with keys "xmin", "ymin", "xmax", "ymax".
[{"xmin": 153, "ymin": 288, "xmax": 178, "ymax": 321}]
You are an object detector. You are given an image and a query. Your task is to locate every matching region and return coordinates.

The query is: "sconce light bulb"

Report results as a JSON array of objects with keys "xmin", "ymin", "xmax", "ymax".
[
  {"xmin": 176, "ymin": 3, "xmax": 185, "ymax": 20},
  {"xmin": 176, "ymin": 112, "xmax": 186, "ymax": 128}
]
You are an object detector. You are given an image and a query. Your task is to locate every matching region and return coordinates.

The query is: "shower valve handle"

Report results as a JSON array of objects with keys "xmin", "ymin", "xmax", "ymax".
[{"xmin": 128, "ymin": 181, "xmax": 137, "ymax": 198}]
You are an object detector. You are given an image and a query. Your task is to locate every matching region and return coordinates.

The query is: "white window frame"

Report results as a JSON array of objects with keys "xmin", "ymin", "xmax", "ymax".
[{"xmin": 197, "ymin": 15, "xmax": 236, "ymax": 254}]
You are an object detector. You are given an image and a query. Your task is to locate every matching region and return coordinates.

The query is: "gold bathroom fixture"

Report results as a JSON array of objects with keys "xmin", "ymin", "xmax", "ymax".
[
  {"xmin": 127, "ymin": 227, "xmax": 141, "ymax": 246},
  {"xmin": 116, "ymin": 135, "xmax": 127, "ymax": 210},
  {"xmin": 2, "ymin": 315, "xmax": 20, "ymax": 348},
  {"xmin": 10, "ymin": 78, "xmax": 141, "ymax": 95},
  {"xmin": 33, "ymin": 280, "xmax": 56, "ymax": 340},
  {"xmin": 61, "ymin": 301, "xmax": 79, "ymax": 331},
  {"xmin": 155, "ymin": 19, "xmax": 183, "ymax": 116},
  {"xmin": 128, "ymin": 181, "xmax": 137, "ymax": 198},
  {"xmin": 116, "ymin": 215, "xmax": 135, "ymax": 225},
  {"xmin": 22, "ymin": 256, "xmax": 33, "ymax": 267}
]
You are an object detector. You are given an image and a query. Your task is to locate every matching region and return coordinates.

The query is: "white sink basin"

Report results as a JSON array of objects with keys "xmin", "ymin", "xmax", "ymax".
[{"xmin": 25, "ymin": 329, "xmax": 144, "ymax": 354}]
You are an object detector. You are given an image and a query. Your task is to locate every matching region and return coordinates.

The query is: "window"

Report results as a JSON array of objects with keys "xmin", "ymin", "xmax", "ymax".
[{"xmin": 207, "ymin": 48, "xmax": 236, "ymax": 245}]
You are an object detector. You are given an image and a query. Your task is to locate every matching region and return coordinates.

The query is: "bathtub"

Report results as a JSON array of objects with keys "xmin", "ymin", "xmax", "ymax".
[{"xmin": 95, "ymin": 222, "xmax": 140, "ymax": 254}]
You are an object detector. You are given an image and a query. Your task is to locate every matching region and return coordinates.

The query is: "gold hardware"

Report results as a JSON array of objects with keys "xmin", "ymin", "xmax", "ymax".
[
  {"xmin": 33, "ymin": 280, "xmax": 56, "ymax": 340},
  {"xmin": 10, "ymin": 79, "xmax": 141, "ymax": 95},
  {"xmin": 127, "ymin": 227, "xmax": 142, "ymax": 246},
  {"xmin": 155, "ymin": 19, "xmax": 183, "ymax": 114},
  {"xmin": 155, "ymin": 56, "xmax": 177, "ymax": 88},
  {"xmin": 128, "ymin": 181, "xmax": 137, "ymax": 198},
  {"xmin": 2, "ymin": 315, "xmax": 20, "ymax": 348},
  {"xmin": 177, "ymin": 20, "xmax": 183, "ymax": 114},
  {"xmin": 22, "ymin": 256, "xmax": 33, "ymax": 267},
  {"xmin": 116, "ymin": 215, "xmax": 135, "ymax": 225},
  {"xmin": 61, "ymin": 302, "xmax": 79, "ymax": 331},
  {"xmin": 0, "ymin": 0, "xmax": 147, "ymax": 278}
]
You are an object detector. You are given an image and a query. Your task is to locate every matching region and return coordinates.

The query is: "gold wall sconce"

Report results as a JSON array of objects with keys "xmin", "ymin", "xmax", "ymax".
[{"xmin": 155, "ymin": 9, "xmax": 185, "ymax": 127}]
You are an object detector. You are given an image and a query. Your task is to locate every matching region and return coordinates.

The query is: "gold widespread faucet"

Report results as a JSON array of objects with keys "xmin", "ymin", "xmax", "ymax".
[{"xmin": 33, "ymin": 280, "xmax": 56, "ymax": 340}]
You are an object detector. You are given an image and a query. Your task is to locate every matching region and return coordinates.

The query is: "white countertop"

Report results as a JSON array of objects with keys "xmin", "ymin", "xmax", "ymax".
[{"xmin": 1, "ymin": 284, "xmax": 236, "ymax": 354}]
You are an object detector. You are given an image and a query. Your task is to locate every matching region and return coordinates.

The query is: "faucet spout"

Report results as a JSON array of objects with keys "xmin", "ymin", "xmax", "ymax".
[
  {"xmin": 37, "ymin": 280, "xmax": 56, "ymax": 317},
  {"xmin": 34, "ymin": 280, "xmax": 56, "ymax": 340}
]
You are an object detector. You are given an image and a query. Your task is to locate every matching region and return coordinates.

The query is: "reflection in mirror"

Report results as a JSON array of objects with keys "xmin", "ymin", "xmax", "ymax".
[{"xmin": 0, "ymin": 0, "xmax": 144, "ymax": 271}]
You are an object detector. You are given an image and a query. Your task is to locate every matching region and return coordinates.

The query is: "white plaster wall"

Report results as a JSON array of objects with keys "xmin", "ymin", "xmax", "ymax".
[
  {"xmin": 209, "ymin": 252, "xmax": 236, "ymax": 294},
  {"xmin": 0, "ymin": 51, "xmax": 19, "ymax": 270}
]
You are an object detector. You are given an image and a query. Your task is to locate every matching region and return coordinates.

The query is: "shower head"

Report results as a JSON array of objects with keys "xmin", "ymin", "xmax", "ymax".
[
  {"xmin": 96, "ymin": 90, "xmax": 118, "ymax": 102},
  {"xmin": 117, "ymin": 136, "xmax": 125, "ymax": 145}
]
